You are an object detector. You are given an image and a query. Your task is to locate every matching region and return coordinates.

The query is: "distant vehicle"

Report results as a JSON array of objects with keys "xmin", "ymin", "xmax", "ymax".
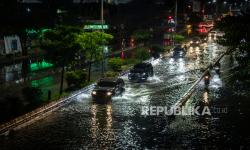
[
  {"xmin": 209, "ymin": 30, "xmax": 217, "ymax": 37},
  {"xmin": 128, "ymin": 63, "xmax": 154, "ymax": 82},
  {"xmin": 91, "ymin": 78, "xmax": 125, "ymax": 102},
  {"xmin": 189, "ymin": 37, "xmax": 202, "ymax": 47},
  {"xmin": 204, "ymin": 71, "xmax": 211, "ymax": 85},
  {"xmin": 172, "ymin": 46, "xmax": 186, "ymax": 58}
]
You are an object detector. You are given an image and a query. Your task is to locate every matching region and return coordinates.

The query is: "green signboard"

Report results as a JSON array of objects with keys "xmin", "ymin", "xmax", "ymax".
[
  {"xmin": 30, "ymin": 60, "xmax": 54, "ymax": 72},
  {"xmin": 31, "ymin": 76, "xmax": 54, "ymax": 87},
  {"xmin": 84, "ymin": 25, "xmax": 109, "ymax": 30},
  {"xmin": 26, "ymin": 28, "xmax": 50, "ymax": 36}
]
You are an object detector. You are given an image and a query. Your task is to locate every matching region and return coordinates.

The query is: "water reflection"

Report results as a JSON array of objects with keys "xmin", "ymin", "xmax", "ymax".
[
  {"xmin": 203, "ymin": 90, "xmax": 209, "ymax": 104},
  {"xmin": 210, "ymin": 74, "xmax": 222, "ymax": 89},
  {"xmin": 90, "ymin": 104, "xmax": 114, "ymax": 148}
]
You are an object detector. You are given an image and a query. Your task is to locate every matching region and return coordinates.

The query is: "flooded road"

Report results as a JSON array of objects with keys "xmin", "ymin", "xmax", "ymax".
[
  {"xmin": 0, "ymin": 37, "xmax": 227, "ymax": 149},
  {"xmin": 168, "ymin": 50, "xmax": 250, "ymax": 149}
]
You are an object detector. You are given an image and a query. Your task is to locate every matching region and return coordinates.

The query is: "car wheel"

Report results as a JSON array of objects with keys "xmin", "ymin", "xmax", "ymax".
[
  {"xmin": 150, "ymin": 70, "xmax": 154, "ymax": 76},
  {"xmin": 120, "ymin": 88, "xmax": 125, "ymax": 96}
]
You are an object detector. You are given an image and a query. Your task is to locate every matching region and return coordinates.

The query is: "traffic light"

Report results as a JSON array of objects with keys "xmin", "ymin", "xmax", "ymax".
[{"xmin": 168, "ymin": 16, "xmax": 173, "ymax": 20}]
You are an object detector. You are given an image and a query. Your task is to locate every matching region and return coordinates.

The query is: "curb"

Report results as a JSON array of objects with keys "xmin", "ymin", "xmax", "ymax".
[{"xmin": 0, "ymin": 84, "xmax": 95, "ymax": 135}]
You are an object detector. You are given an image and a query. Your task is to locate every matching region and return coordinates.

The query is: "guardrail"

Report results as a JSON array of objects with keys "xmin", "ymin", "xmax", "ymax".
[{"xmin": 0, "ymin": 84, "xmax": 95, "ymax": 135}]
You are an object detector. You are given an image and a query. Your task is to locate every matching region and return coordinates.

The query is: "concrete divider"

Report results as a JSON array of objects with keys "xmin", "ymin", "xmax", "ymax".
[
  {"xmin": 172, "ymin": 52, "xmax": 227, "ymax": 109},
  {"xmin": 0, "ymin": 84, "xmax": 95, "ymax": 135}
]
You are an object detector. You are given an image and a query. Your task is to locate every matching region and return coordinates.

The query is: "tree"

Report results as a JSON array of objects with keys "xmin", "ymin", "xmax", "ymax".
[
  {"xmin": 108, "ymin": 57, "xmax": 124, "ymax": 72},
  {"xmin": 216, "ymin": 13, "xmax": 250, "ymax": 81},
  {"xmin": 77, "ymin": 31, "xmax": 113, "ymax": 81},
  {"xmin": 39, "ymin": 25, "xmax": 81, "ymax": 95},
  {"xmin": 216, "ymin": 13, "xmax": 250, "ymax": 52},
  {"xmin": 132, "ymin": 29, "xmax": 152, "ymax": 45},
  {"xmin": 135, "ymin": 47, "xmax": 151, "ymax": 61}
]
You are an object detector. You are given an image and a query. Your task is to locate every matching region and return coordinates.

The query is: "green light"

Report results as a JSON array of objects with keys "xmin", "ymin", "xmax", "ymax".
[
  {"xmin": 30, "ymin": 60, "xmax": 54, "ymax": 71},
  {"xmin": 31, "ymin": 76, "xmax": 54, "ymax": 87},
  {"xmin": 26, "ymin": 28, "xmax": 50, "ymax": 36},
  {"xmin": 84, "ymin": 25, "xmax": 109, "ymax": 30}
]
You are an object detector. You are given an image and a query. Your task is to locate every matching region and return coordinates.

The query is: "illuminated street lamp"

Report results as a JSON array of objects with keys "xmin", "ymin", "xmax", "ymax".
[{"xmin": 26, "ymin": 7, "xmax": 31, "ymax": 13}]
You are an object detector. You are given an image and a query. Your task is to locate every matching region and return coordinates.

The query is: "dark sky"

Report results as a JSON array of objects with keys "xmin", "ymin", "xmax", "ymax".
[{"xmin": 21, "ymin": 0, "xmax": 132, "ymax": 4}]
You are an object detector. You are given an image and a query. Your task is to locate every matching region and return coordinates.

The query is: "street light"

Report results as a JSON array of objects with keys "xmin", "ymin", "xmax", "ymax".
[
  {"xmin": 26, "ymin": 7, "xmax": 31, "ymax": 13},
  {"xmin": 101, "ymin": 0, "xmax": 105, "ymax": 76}
]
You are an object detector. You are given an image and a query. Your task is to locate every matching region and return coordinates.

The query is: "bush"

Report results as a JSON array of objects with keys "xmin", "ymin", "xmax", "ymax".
[
  {"xmin": 122, "ymin": 58, "xmax": 140, "ymax": 65},
  {"xmin": 133, "ymin": 29, "xmax": 152, "ymax": 44},
  {"xmin": 108, "ymin": 57, "xmax": 124, "ymax": 72},
  {"xmin": 151, "ymin": 45, "xmax": 164, "ymax": 53},
  {"xmin": 173, "ymin": 34, "xmax": 185, "ymax": 43},
  {"xmin": 135, "ymin": 47, "xmax": 151, "ymax": 61},
  {"xmin": 65, "ymin": 70, "xmax": 87, "ymax": 87},
  {"xmin": 104, "ymin": 71, "xmax": 119, "ymax": 77}
]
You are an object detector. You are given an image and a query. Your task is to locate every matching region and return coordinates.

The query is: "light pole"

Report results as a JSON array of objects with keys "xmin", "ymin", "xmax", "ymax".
[
  {"xmin": 101, "ymin": 0, "xmax": 105, "ymax": 76},
  {"xmin": 101, "ymin": 0, "xmax": 104, "ymax": 26},
  {"xmin": 175, "ymin": 0, "xmax": 178, "ymax": 32}
]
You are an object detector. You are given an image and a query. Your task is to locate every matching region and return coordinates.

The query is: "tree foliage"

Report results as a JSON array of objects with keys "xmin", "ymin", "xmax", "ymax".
[
  {"xmin": 77, "ymin": 31, "xmax": 113, "ymax": 81},
  {"xmin": 132, "ymin": 29, "xmax": 152, "ymax": 44},
  {"xmin": 108, "ymin": 57, "xmax": 124, "ymax": 72},
  {"xmin": 39, "ymin": 25, "xmax": 81, "ymax": 94},
  {"xmin": 135, "ymin": 47, "xmax": 151, "ymax": 61},
  {"xmin": 65, "ymin": 70, "xmax": 87, "ymax": 88},
  {"xmin": 39, "ymin": 25, "xmax": 81, "ymax": 66},
  {"xmin": 77, "ymin": 31, "xmax": 113, "ymax": 61},
  {"xmin": 216, "ymin": 14, "xmax": 250, "ymax": 52}
]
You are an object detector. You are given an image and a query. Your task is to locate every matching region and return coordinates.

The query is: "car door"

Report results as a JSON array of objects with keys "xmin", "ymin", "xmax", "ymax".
[{"xmin": 117, "ymin": 79, "xmax": 124, "ymax": 94}]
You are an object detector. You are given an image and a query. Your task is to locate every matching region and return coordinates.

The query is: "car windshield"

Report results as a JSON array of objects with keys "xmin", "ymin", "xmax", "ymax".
[
  {"xmin": 134, "ymin": 63, "xmax": 147, "ymax": 69},
  {"xmin": 130, "ymin": 68, "xmax": 144, "ymax": 73},
  {"xmin": 193, "ymin": 37, "xmax": 200, "ymax": 41},
  {"xmin": 97, "ymin": 81, "xmax": 116, "ymax": 87},
  {"xmin": 173, "ymin": 47, "xmax": 183, "ymax": 51}
]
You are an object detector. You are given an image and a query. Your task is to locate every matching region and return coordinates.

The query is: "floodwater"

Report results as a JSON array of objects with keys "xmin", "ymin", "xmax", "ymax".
[{"xmin": 1, "ymin": 37, "xmax": 239, "ymax": 149}]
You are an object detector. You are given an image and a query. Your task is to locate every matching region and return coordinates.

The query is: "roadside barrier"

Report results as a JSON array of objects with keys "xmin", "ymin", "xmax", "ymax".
[
  {"xmin": 172, "ymin": 51, "xmax": 227, "ymax": 109},
  {"xmin": 0, "ymin": 84, "xmax": 95, "ymax": 135}
]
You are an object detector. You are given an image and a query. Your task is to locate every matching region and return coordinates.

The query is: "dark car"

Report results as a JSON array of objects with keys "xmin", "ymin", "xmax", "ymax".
[
  {"xmin": 172, "ymin": 47, "xmax": 186, "ymax": 58},
  {"xmin": 128, "ymin": 63, "xmax": 154, "ymax": 82},
  {"xmin": 91, "ymin": 78, "xmax": 125, "ymax": 102}
]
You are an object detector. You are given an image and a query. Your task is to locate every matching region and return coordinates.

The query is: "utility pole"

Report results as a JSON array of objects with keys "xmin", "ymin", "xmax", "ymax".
[
  {"xmin": 173, "ymin": 0, "xmax": 177, "ymax": 46},
  {"xmin": 101, "ymin": 0, "xmax": 104, "ymax": 77},
  {"xmin": 175, "ymin": 0, "xmax": 178, "ymax": 32},
  {"xmin": 101, "ymin": 0, "xmax": 104, "ymax": 26}
]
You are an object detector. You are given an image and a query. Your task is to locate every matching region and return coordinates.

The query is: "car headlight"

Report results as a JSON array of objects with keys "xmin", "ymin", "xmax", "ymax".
[
  {"xmin": 107, "ymin": 92, "xmax": 112, "ymax": 96},
  {"xmin": 92, "ymin": 91, "xmax": 97, "ymax": 95}
]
